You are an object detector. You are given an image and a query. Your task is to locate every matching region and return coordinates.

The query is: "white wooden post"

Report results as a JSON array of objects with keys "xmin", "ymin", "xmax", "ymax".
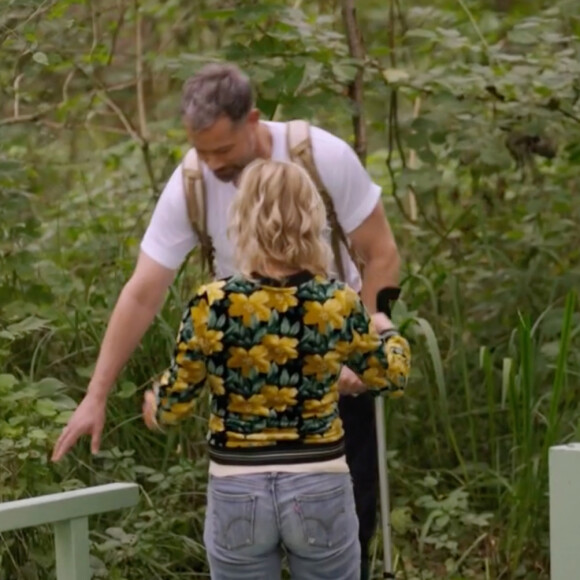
[
  {"xmin": 54, "ymin": 517, "xmax": 91, "ymax": 580},
  {"xmin": 549, "ymin": 443, "xmax": 580, "ymax": 580}
]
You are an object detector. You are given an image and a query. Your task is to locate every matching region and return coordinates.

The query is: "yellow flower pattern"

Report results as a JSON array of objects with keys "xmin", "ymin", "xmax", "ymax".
[
  {"xmin": 188, "ymin": 328, "xmax": 224, "ymax": 356},
  {"xmin": 206, "ymin": 374, "xmax": 225, "ymax": 395},
  {"xmin": 190, "ymin": 299, "xmax": 210, "ymax": 329},
  {"xmin": 152, "ymin": 274, "xmax": 411, "ymax": 462},
  {"xmin": 227, "ymin": 345, "xmax": 270, "ymax": 377},
  {"xmin": 304, "ymin": 417, "xmax": 343, "ymax": 444},
  {"xmin": 303, "ymin": 352, "xmax": 342, "ymax": 380},
  {"xmin": 302, "ymin": 392, "xmax": 338, "ymax": 419},
  {"xmin": 333, "ymin": 287, "xmax": 359, "ymax": 316},
  {"xmin": 303, "ymin": 299, "xmax": 344, "ymax": 332},
  {"xmin": 260, "ymin": 385, "xmax": 298, "ymax": 412},
  {"xmin": 197, "ymin": 280, "xmax": 226, "ymax": 305},
  {"xmin": 228, "ymin": 291, "xmax": 271, "ymax": 325},
  {"xmin": 176, "ymin": 360, "xmax": 206, "ymax": 387},
  {"xmin": 265, "ymin": 288, "xmax": 299, "ymax": 312},
  {"xmin": 209, "ymin": 414, "xmax": 225, "ymax": 432},
  {"xmin": 227, "ymin": 393, "xmax": 270, "ymax": 417},
  {"xmin": 261, "ymin": 335, "xmax": 298, "ymax": 365}
]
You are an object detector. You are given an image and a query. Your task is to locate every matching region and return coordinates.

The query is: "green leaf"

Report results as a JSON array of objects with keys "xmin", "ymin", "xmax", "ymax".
[
  {"xmin": 398, "ymin": 167, "xmax": 442, "ymax": 194},
  {"xmin": 382, "ymin": 68, "xmax": 410, "ymax": 84},
  {"xmin": 29, "ymin": 428, "xmax": 48, "ymax": 440},
  {"xmin": 289, "ymin": 322, "xmax": 301, "ymax": 336},
  {"xmin": 391, "ymin": 506, "xmax": 413, "ymax": 535},
  {"xmin": 417, "ymin": 147, "xmax": 438, "ymax": 165},
  {"xmin": 508, "ymin": 29, "xmax": 538, "ymax": 45},
  {"xmin": 33, "ymin": 52, "xmax": 49, "ymax": 66},
  {"xmin": 6, "ymin": 316, "xmax": 50, "ymax": 336},
  {"xmin": 36, "ymin": 399, "xmax": 57, "ymax": 417},
  {"xmin": 280, "ymin": 317, "xmax": 291, "ymax": 335},
  {"xmin": 55, "ymin": 411, "xmax": 74, "ymax": 424},
  {"xmin": 0, "ymin": 374, "xmax": 17, "ymax": 390},
  {"xmin": 332, "ymin": 62, "xmax": 358, "ymax": 83},
  {"xmin": 53, "ymin": 394, "xmax": 78, "ymax": 410},
  {"xmin": 34, "ymin": 377, "xmax": 67, "ymax": 397},
  {"xmin": 405, "ymin": 29, "xmax": 437, "ymax": 41},
  {"xmin": 117, "ymin": 381, "xmax": 137, "ymax": 399}
]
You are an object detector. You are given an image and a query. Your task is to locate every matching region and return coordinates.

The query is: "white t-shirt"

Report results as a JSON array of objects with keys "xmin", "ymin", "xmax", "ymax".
[{"xmin": 140, "ymin": 121, "xmax": 381, "ymax": 292}]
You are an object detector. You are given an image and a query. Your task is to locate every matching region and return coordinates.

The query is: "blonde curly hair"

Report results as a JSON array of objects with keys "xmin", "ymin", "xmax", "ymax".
[{"xmin": 228, "ymin": 159, "xmax": 331, "ymax": 278}]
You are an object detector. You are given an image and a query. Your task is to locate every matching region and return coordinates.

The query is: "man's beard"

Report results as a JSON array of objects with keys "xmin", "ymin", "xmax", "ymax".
[
  {"xmin": 213, "ymin": 166, "xmax": 243, "ymax": 183},
  {"xmin": 214, "ymin": 135, "xmax": 258, "ymax": 184}
]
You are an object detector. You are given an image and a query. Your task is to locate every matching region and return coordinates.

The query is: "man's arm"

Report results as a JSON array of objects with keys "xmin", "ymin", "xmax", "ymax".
[
  {"xmin": 52, "ymin": 161, "xmax": 198, "ymax": 460},
  {"xmin": 51, "ymin": 252, "xmax": 176, "ymax": 461},
  {"xmin": 348, "ymin": 201, "xmax": 400, "ymax": 314},
  {"xmin": 308, "ymin": 125, "xmax": 400, "ymax": 313},
  {"xmin": 309, "ymin": 126, "xmax": 402, "ymax": 394},
  {"xmin": 87, "ymin": 252, "xmax": 176, "ymax": 400},
  {"xmin": 336, "ymin": 203, "xmax": 400, "ymax": 396}
]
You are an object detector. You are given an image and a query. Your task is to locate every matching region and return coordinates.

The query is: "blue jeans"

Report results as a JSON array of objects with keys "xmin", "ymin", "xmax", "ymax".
[{"xmin": 203, "ymin": 471, "xmax": 361, "ymax": 580}]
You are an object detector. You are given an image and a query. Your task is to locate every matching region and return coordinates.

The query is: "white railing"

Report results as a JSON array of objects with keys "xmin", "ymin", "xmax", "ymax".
[{"xmin": 0, "ymin": 483, "xmax": 139, "ymax": 580}]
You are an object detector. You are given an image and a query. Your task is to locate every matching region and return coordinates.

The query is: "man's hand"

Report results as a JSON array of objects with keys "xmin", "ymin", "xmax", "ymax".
[
  {"xmin": 371, "ymin": 312, "xmax": 394, "ymax": 333},
  {"xmin": 51, "ymin": 393, "xmax": 107, "ymax": 462}
]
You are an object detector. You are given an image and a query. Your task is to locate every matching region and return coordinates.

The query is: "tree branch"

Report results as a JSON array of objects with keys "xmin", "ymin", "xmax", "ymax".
[
  {"xmin": 0, "ymin": 106, "xmax": 59, "ymax": 127},
  {"xmin": 134, "ymin": 0, "xmax": 157, "ymax": 196},
  {"xmin": 13, "ymin": 73, "xmax": 23, "ymax": 117},
  {"xmin": 340, "ymin": 0, "xmax": 367, "ymax": 164},
  {"xmin": 0, "ymin": 78, "xmax": 138, "ymax": 127},
  {"xmin": 135, "ymin": 0, "xmax": 148, "ymax": 142},
  {"xmin": 106, "ymin": 4, "xmax": 127, "ymax": 66},
  {"xmin": 0, "ymin": 0, "xmax": 57, "ymax": 42},
  {"xmin": 402, "ymin": 97, "xmax": 421, "ymax": 222}
]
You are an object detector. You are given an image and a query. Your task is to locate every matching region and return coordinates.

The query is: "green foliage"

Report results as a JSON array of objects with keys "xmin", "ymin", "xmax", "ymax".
[{"xmin": 1, "ymin": 0, "xmax": 580, "ymax": 578}]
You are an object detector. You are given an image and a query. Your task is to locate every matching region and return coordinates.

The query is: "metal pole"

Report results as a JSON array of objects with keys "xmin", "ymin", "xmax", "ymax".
[
  {"xmin": 375, "ymin": 395, "xmax": 394, "ymax": 579},
  {"xmin": 374, "ymin": 286, "xmax": 400, "ymax": 579}
]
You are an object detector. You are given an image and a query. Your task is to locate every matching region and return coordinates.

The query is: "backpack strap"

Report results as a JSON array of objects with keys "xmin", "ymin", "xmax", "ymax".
[
  {"xmin": 286, "ymin": 120, "xmax": 363, "ymax": 280},
  {"xmin": 182, "ymin": 148, "xmax": 215, "ymax": 278}
]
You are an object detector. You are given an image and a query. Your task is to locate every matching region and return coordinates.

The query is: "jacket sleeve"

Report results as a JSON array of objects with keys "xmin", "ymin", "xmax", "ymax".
[
  {"xmin": 340, "ymin": 291, "xmax": 411, "ymax": 397},
  {"xmin": 153, "ymin": 292, "xmax": 214, "ymax": 425}
]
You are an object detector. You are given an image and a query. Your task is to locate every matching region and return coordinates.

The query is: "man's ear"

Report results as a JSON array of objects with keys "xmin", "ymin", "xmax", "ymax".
[{"xmin": 247, "ymin": 108, "xmax": 260, "ymax": 126}]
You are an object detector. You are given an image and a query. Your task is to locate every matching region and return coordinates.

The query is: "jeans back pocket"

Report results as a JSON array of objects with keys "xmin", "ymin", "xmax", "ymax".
[
  {"xmin": 294, "ymin": 483, "xmax": 348, "ymax": 548},
  {"xmin": 210, "ymin": 488, "xmax": 257, "ymax": 551}
]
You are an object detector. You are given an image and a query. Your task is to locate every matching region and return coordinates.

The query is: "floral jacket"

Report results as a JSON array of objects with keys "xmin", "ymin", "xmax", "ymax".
[{"xmin": 153, "ymin": 271, "xmax": 411, "ymax": 466}]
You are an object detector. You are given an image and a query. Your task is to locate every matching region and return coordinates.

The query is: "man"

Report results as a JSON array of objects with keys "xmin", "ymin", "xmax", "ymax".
[{"xmin": 51, "ymin": 63, "xmax": 400, "ymax": 579}]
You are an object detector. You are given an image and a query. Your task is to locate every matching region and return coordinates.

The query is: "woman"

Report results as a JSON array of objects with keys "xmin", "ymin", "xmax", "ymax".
[{"xmin": 142, "ymin": 159, "xmax": 411, "ymax": 580}]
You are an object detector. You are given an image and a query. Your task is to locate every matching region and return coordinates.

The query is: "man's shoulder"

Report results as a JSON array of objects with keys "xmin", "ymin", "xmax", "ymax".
[
  {"xmin": 308, "ymin": 123, "xmax": 349, "ymax": 149},
  {"xmin": 266, "ymin": 120, "xmax": 349, "ymax": 155},
  {"xmin": 296, "ymin": 122, "xmax": 354, "ymax": 174}
]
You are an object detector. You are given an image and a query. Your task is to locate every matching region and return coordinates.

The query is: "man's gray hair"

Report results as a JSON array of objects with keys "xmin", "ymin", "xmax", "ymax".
[{"xmin": 181, "ymin": 63, "xmax": 254, "ymax": 131}]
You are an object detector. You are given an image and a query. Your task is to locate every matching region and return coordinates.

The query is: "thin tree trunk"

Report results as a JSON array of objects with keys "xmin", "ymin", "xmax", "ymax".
[{"xmin": 340, "ymin": 0, "xmax": 367, "ymax": 165}]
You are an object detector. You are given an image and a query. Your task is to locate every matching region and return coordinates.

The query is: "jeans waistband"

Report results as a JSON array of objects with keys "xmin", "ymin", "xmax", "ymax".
[{"xmin": 208, "ymin": 439, "xmax": 345, "ymax": 466}]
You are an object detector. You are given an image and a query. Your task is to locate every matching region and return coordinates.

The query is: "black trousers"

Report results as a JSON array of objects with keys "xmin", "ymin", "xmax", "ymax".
[{"xmin": 339, "ymin": 391, "xmax": 378, "ymax": 578}]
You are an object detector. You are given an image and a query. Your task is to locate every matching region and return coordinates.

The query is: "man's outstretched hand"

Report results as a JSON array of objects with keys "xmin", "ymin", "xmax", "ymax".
[{"xmin": 51, "ymin": 393, "xmax": 106, "ymax": 462}]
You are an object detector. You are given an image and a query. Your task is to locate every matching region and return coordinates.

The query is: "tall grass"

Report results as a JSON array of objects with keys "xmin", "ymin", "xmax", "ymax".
[{"xmin": 400, "ymin": 272, "xmax": 579, "ymax": 573}]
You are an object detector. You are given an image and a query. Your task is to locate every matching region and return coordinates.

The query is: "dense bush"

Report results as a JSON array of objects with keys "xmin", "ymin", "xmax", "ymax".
[{"xmin": 1, "ymin": 1, "xmax": 579, "ymax": 578}]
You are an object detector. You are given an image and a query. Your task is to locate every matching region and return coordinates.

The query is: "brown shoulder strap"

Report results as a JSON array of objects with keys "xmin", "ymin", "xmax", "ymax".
[
  {"xmin": 182, "ymin": 148, "xmax": 215, "ymax": 278},
  {"xmin": 286, "ymin": 120, "xmax": 362, "ymax": 280}
]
